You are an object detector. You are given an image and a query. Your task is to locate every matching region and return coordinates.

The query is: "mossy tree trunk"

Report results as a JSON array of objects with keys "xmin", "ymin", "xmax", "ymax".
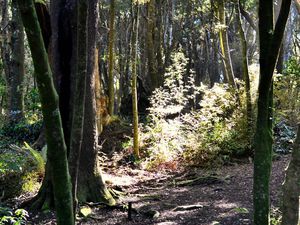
[
  {"xmin": 108, "ymin": 0, "xmax": 115, "ymax": 115},
  {"xmin": 281, "ymin": 124, "xmax": 300, "ymax": 225},
  {"xmin": 28, "ymin": 0, "xmax": 76, "ymax": 212},
  {"xmin": 131, "ymin": 1, "xmax": 140, "ymax": 159},
  {"xmin": 26, "ymin": 0, "xmax": 113, "ymax": 210},
  {"xmin": 77, "ymin": 0, "xmax": 115, "ymax": 205},
  {"xmin": 16, "ymin": 0, "xmax": 74, "ymax": 224},
  {"xmin": 253, "ymin": 1, "xmax": 291, "ymax": 224},
  {"xmin": 9, "ymin": 0, "xmax": 25, "ymax": 123}
]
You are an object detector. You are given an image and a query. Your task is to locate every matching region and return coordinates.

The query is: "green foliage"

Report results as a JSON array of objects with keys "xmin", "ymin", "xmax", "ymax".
[
  {"xmin": 0, "ymin": 118, "xmax": 42, "ymax": 144},
  {"xmin": 24, "ymin": 87, "xmax": 41, "ymax": 112},
  {"xmin": 142, "ymin": 51, "xmax": 199, "ymax": 170},
  {"xmin": 142, "ymin": 51, "xmax": 253, "ymax": 169},
  {"xmin": 0, "ymin": 207, "xmax": 28, "ymax": 225},
  {"xmin": 274, "ymin": 57, "xmax": 300, "ymax": 124},
  {"xmin": 270, "ymin": 207, "xmax": 282, "ymax": 225},
  {"xmin": 182, "ymin": 83, "xmax": 251, "ymax": 166}
]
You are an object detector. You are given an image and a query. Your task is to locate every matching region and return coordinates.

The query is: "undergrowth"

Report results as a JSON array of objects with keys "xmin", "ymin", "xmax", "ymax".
[{"xmin": 138, "ymin": 51, "xmax": 257, "ymax": 170}]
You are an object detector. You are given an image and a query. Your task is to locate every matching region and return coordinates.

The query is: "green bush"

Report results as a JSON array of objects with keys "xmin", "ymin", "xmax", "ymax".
[
  {"xmin": 274, "ymin": 57, "xmax": 300, "ymax": 124},
  {"xmin": 0, "ymin": 207, "xmax": 28, "ymax": 225},
  {"xmin": 24, "ymin": 87, "xmax": 41, "ymax": 112},
  {"xmin": 182, "ymin": 83, "xmax": 251, "ymax": 166},
  {"xmin": 0, "ymin": 119, "xmax": 42, "ymax": 144},
  {"xmin": 141, "ymin": 51, "xmax": 254, "ymax": 169}
]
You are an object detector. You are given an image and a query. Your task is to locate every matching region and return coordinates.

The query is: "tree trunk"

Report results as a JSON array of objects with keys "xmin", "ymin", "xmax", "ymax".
[
  {"xmin": 235, "ymin": 0, "xmax": 252, "ymax": 137},
  {"xmin": 28, "ymin": 0, "xmax": 77, "ymax": 212},
  {"xmin": 95, "ymin": 48, "xmax": 103, "ymax": 134},
  {"xmin": 147, "ymin": 0, "xmax": 158, "ymax": 91},
  {"xmin": 108, "ymin": 0, "xmax": 115, "ymax": 115},
  {"xmin": 77, "ymin": 0, "xmax": 115, "ymax": 205},
  {"xmin": 216, "ymin": 0, "xmax": 236, "ymax": 87},
  {"xmin": 9, "ymin": 0, "xmax": 25, "ymax": 123},
  {"xmin": 281, "ymin": 124, "xmax": 300, "ymax": 225},
  {"xmin": 155, "ymin": 0, "xmax": 164, "ymax": 85},
  {"xmin": 253, "ymin": 1, "xmax": 292, "ymax": 224},
  {"xmin": 0, "ymin": 0, "xmax": 11, "ymax": 114},
  {"xmin": 68, "ymin": 0, "xmax": 87, "ymax": 210},
  {"xmin": 131, "ymin": 2, "xmax": 140, "ymax": 159},
  {"xmin": 16, "ymin": 0, "xmax": 74, "ymax": 224}
]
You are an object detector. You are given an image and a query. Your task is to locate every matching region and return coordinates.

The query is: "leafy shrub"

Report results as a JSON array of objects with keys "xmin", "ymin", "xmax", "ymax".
[
  {"xmin": 24, "ymin": 87, "xmax": 41, "ymax": 112},
  {"xmin": 141, "ymin": 51, "xmax": 200, "ymax": 170},
  {"xmin": 141, "ymin": 51, "xmax": 254, "ymax": 169},
  {"xmin": 0, "ymin": 207, "xmax": 28, "ymax": 225},
  {"xmin": 182, "ymin": 83, "xmax": 251, "ymax": 166},
  {"xmin": 274, "ymin": 57, "xmax": 300, "ymax": 124},
  {"xmin": 0, "ymin": 118, "xmax": 42, "ymax": 144}
]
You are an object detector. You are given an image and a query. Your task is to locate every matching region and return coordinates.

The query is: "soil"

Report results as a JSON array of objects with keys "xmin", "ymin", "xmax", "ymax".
[
  {"xmin": 3, "ymin": 122, "xmax": 292, "ymax": 225},
  {"xmin": 23, "ymin": 155, "xmax": 289, "ymax": 225}
]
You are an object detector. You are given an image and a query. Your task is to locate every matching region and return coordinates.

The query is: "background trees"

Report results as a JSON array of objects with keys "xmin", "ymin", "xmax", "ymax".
[{"xmin": 0, "ymin": 0, "xmax": 299, "ymax": 224}]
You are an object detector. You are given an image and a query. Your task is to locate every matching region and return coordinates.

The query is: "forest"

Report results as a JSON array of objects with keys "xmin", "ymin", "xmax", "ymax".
[{"xmin": 0, "ymin": 0, "xmax": 299, "ymax": 224}]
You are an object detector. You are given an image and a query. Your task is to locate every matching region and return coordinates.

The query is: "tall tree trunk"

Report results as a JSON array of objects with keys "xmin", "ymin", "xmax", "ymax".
[
  {"xmin": 28, "ymin": 0, "xmax": 76, "ymax": 212},
  {"xmin": 0, "ymin": 0, "xmax": 11, "ymax": 114},
  {"xmin": 253, "ymin": 1, "xmax": 292, "ymax": 224},
  {"xmin": 235, "ymin": 0, "xmax": 252, "ymax": 137},
  {"xmin": 77, "ymin": 0, "xmax": 115, "ymax": 205},
  {"xmin": 68, "ymin": 0, "xmax": 87, "ymax": 211},
  {"xmin": 95, "ymin": 49, "xmax": 103, "ymax": 134},
  {"xmin": 147, "ymin": 0, "xmax": 158, "ymax": 91},
  {"xmin": 131, "ymin": 1, "xmax": 140, "ymax": 159},
  {"xmin": 155, "ymin": 0, "xmax": 164, "ymax": 85},
  {"xmin": 281, "ymin": 124, "xmax": 300, "ymax": 225},
  {"xmin": 9, "ymin": 0, "xmax": 25, "ymax": 123},
  {"xmin": 16, "ymin": 0, "xmax": 74, "ymax": 224},
  {"xmin": 108, "ymin": 0, "xmax": 115, "ymax": 115},
  {"xmin": 216, "ymin": 0, "xmax": 236, "ymax": 87}
]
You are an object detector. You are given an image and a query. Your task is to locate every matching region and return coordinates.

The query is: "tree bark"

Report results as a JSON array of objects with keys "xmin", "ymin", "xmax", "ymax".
[
  {"xmin": 68, "ymin": 0, "xmax": 87, "ymax": 210},
  {"xmin": 131, "ymin": 2, "xmax": 140, "ymax": 159},
  {"xmin": 16, "ymin": 0, "xmax": 74, "ymax": 224},
  {"xmin": 235, "ymin": 0, "xmax": 252, "ymax": 136},
  {"xmin": 281, "ymin": 124, "xmax": 300, "ymax": 225},
  {"xmin": 147, "ymin": 0, "xmax": 158, "ymax": 91},
  {"xmin": 216, "ymin": 0, "xmax": 236, "ymax": 87},
  {"xmin": 155, "ymin": 0, "xmax": 164, "ymax": 85},
  {"xmin": 77, "ymin": 0, "xmax": 115, "ymax": 205},
  {"xmin": 253, "ymin": 1, "xmax": 292, "ymax": 224},
  {"xmin": 108, "ymin": 0, "xmax": 115, "ymax": 115},
  {"xmin": 8, "ymin": 0, "xmax": 25, "ymax": 123}
]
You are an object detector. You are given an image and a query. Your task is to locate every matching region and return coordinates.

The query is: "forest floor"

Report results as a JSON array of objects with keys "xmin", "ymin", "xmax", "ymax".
[
  {"xmin": 25, "ymin": 154, "xmax": 289, "ymax": 225},
  {"xmin": 78, "ymin": 155, "xmax": 288, "ymax": 225},
  {"xmin": 4, "ymin": 121, "xmax": 292, "ymax": 225}
]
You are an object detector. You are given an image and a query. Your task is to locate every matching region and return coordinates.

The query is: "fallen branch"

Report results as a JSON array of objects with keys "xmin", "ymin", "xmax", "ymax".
[
  {"xmin": 173, "ymin": 204, "xmax": 204, "ymax": 211},
  {"xmin": 173, "ymin": 175, "xmax": 230, "ymax": 187}
]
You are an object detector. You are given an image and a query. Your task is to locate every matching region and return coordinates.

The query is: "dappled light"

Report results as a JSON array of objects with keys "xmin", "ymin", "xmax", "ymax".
[{"xmin": 0, "ymin": 0, "xmax": 299, "ymax": 224}]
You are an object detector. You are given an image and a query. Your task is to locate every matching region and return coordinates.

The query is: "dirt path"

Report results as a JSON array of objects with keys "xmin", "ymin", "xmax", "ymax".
[{"xmin": 75, "ymin": 155, "xmax": 289, "ymax": 225}]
